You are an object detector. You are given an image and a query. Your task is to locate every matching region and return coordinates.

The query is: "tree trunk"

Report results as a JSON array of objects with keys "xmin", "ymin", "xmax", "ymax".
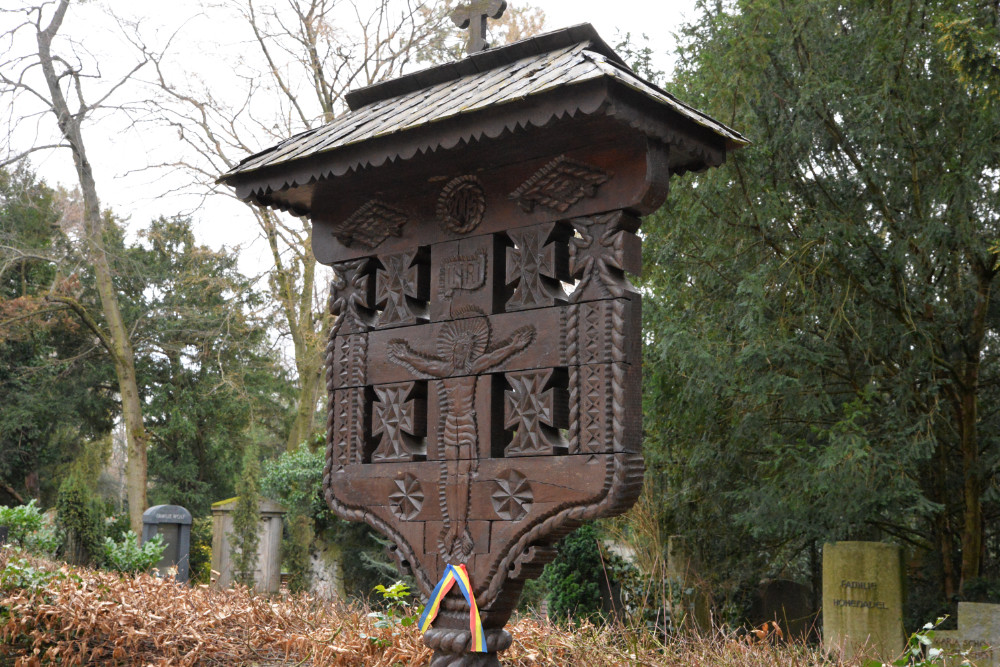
[
  {"xmin": 958, "ymin": 381, "xmax": 982, "ymax": 590},
  {"xmin": 287, "ymin": 360, "xmax": 324, "ymax": 450},
  {"xmin": 36, "ymin": 0, "xmax": 148, "ymax": 533},
  {"xmin": 256, "ymin": 208, "xmax": 325, "ymax": 451},
  {"xmin": 933, "ymin": 441, "xmax": 957, "ymax": 598},
  {"xmin": 956, "ymin": 269, "xmax": 992, "ymax": 590}
]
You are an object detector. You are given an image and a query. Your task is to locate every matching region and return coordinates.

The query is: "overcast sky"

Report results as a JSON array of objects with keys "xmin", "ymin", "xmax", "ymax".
[{"xmin": 5, "ymin": 0, "xmax": 700, "ymax": 267}]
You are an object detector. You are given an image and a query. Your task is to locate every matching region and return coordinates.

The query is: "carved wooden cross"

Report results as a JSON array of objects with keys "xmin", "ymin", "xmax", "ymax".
[{"xmin": 451, "ymin": 0, "xmax": 507, "ymax": 55}]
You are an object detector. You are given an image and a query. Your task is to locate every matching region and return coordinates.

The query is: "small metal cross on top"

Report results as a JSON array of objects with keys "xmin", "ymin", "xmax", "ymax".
[{"xmin": 451, "ymin": 0, "xmax": 507, "ymax": 55}]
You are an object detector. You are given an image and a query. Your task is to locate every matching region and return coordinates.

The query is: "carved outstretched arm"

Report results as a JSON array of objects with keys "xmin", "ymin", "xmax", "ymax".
[
  {"xmin": 387, "ymin": 339, "xmax": 450, "ymax": 377},
  {"xmin": 471, "ymin": 325, "xmax": 535, "ymax": 373}
]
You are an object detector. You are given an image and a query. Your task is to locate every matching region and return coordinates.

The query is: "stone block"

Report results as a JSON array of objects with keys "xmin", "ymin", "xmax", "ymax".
[
  {"xmin": 210, "ymin": 498, "xmax": 286, "ymax": 593},
  {"xmin": 141, "ymin": 504, "xmax": 192, "ymax": 583},
  {"xmin": 935, "ymin": 602, "xmax": 999, "ymax": 667},
  {"xmin": 822, "ymin": 541, "xmax": 905, "ymax": 661}
]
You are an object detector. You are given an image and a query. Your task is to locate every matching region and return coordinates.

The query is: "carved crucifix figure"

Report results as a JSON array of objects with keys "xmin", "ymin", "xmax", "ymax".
[
  {"xmin": 387, "ymin": 308, "xmax": 533, "ymax": 562},
  {"xmin": 450, "ymin": 0, "xmax": 507, "ymax": 55}
]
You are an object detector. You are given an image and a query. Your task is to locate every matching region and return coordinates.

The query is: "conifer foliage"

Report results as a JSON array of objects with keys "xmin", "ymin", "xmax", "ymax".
[
  {"xmin": 230, "ymin": 445, "xmax": 262, "ymax": 588},
  {"xmin": 641, "ymin": 0, "xmax": 1000, "ymax": 607}
]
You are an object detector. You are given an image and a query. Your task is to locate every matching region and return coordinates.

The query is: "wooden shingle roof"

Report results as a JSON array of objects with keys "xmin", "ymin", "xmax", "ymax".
[{"xmin": 218, "ymin": 24, "xmax": 747, "ymax": 216}]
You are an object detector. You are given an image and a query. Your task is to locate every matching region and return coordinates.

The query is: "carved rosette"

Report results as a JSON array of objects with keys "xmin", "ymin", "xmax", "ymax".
[
  {"xmin": 491, "ymin": 470, "xmax": 532, "ymax": 520},
  {"xmin": 390, "ymin": 474, "xmax": 425, "ymax": 520},
  {"xmin": 437, "ymin": 175, "xmax": 486, "ymax": 234}
]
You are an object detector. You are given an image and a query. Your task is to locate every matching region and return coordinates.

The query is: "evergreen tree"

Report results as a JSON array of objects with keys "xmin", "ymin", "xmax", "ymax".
[
  {"xmin": 230, "ymin": 445, "xmax": 261, "ymax": 588},
  {"xmin": 120, "ymin": 217, "xmax": 290, "ymax": 514},
  {"xmin": 0, "ymin": 164, "xmax": 115, "ymax": 504},
  {"xmin": 641, "ymin": 0, "xmax": 1000, "ymax": 610}
]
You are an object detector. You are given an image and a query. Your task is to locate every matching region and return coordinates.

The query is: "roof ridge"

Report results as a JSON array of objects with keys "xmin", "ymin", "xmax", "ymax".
[{"xmin": 344, "ymin": 23, "xmax": 623, "ymax": 111}]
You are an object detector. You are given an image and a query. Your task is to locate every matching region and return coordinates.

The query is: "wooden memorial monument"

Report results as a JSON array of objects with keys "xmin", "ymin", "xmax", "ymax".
[{"xmin": 220, "ymin": 6, "xmax": 745, "ymax": 665}]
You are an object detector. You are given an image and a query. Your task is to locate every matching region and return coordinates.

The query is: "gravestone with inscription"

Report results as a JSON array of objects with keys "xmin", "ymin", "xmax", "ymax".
[
  {"xmin": 936, "ymin": 602, "xmax": 999, "ymax": 667},
  {"xmin": 219, "ymin": 11, "xmax": 745, "ymax": 666},
  {"xmin": 141, "ymin": 504, "xmax": 192, "ymax": 583},
  {"xmin": 822, "ymin": 541, "xmax": 905, "ymax": 660}
]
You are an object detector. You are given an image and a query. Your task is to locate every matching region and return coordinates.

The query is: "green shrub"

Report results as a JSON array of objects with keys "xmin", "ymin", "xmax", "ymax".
[
  {"xmin": 0, "ymin": 557, "xmax": 64, "ymax": 593},
  {"xmin": 103, "ymin": 510, "xmax": 131, "ymax": 542},
  {"xmin": 261, "ymin": 440, "xmax": 399, "ymax": 599},
  {"xmin": 230, "ymin": 445, "xmax": 261, "ymax": 587},
  {"xmin": 535, "ymin": 523, "xmax": 635, "ymax": 624},
  {"xmin": 961, "ymin": 577, "xmax": 1000, "ymax": 603},
  {"xmin": 261, "ymin": 444, "xmax": 327, "ymax": 593},
  {"xmin": 0, "ymin": 500, "xmax": 60, "ymax": 556},
  {"xmin": 0, "ymin": 500, "xmax": 44, "ymax": 544},
  {"xmin": 55, "ymin": 475, "xmax": 105, "ymax": 565},
  {"xmin": 101, "ymin": 530, "xmax": 166, "ymax": 575},
  {"xmin": 188, "ymin": 517, "xmax": 213, "ymax": 585}
]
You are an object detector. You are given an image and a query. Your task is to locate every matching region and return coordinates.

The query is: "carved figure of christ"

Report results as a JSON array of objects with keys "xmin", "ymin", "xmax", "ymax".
[{"xmin": 387, "ymin": 313, "xmax": 534, "ymax": 562}]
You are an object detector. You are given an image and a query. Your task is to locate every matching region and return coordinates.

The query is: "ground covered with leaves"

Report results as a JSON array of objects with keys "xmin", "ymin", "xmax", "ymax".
[{"xmin": 0, "ymin": 551, "xmax": 893, "ymax": 666}]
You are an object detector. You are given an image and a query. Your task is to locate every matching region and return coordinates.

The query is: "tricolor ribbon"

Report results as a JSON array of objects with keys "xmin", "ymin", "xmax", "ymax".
[{"xmin": 418, "ymin": 563, "xmax": 486, "ymax": 652}]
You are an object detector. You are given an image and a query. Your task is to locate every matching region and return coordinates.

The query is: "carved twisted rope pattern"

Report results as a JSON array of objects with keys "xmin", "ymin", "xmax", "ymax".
[
  {"xmin": 567, "ymin": 302, "xmax": 580, "ymax": 453},
  {"xmin": 322, "ymin": 321, "xmax": 435, "ymax": 596},
  {"xmin": 480, "ymin": 451, "xmax": 643, "ymax": 607},
  {"xmin": 478, "ymin": 299, "xmax": 641, "ymax": 607}
]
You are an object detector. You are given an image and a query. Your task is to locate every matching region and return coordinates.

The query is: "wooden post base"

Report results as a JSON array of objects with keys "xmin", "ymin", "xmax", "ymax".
[{"xmin": 423, "ymin": 612, "xmax": 513, "ymax": 666}]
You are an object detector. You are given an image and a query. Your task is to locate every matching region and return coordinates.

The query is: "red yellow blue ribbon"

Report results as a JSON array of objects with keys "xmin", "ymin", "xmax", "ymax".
[{"xmin": 418, "ymin": 563, "xmax": 486, "ymax": 652}]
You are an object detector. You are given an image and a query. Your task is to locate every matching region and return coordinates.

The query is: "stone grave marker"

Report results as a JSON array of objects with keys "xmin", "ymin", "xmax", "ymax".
[
  {"xmin": 210, "ymin": 498, "xmax": 285, "ymax": 593},
  {"xmin": 219, "ymin": 14, "xmax": 745, "ymax": 666},
  {"xmin": 936, "ymin": 602, "xmax": 999, "ymax": 667},
  {"xmin": 822, "ymin": 541, "xmax": 905, "ymax": 660},
  {"xmin": 141, "ymin": 504, "xmax": 192, "ymax": 583}
]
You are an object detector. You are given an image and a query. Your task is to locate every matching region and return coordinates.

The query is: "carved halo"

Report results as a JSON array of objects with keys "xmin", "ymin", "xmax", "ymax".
[
  {"xmin": 436, "ymin": 305, "xmax": 490, "ymax": 370},
  {"xmin": 437, "ymin": 175, "xmax": 486, "ymax": 234}
]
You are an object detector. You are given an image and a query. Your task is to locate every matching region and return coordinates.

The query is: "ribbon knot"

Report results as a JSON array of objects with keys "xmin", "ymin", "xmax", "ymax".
[{"xmin": 418, "ymin": 563, "xmax": 486, "ymax": 652}]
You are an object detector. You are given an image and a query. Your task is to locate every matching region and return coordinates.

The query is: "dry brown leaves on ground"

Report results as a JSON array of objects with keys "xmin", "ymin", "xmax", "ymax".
[{"xmin": 0, "ymin": 552, "xmax": 869, "ymax": 666}]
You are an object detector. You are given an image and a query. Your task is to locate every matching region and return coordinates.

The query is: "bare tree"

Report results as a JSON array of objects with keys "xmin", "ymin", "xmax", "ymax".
[
  {"xmin": 142, "ymin": 0, "xmax": 451, "ymax": 450},
  {"xmin": 0, "ymin": 0, "xmax": 151, "ymax": 532},
  {"xmin": 144, "ymin": 0, "xmax": 546, "ymax": 450}
]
